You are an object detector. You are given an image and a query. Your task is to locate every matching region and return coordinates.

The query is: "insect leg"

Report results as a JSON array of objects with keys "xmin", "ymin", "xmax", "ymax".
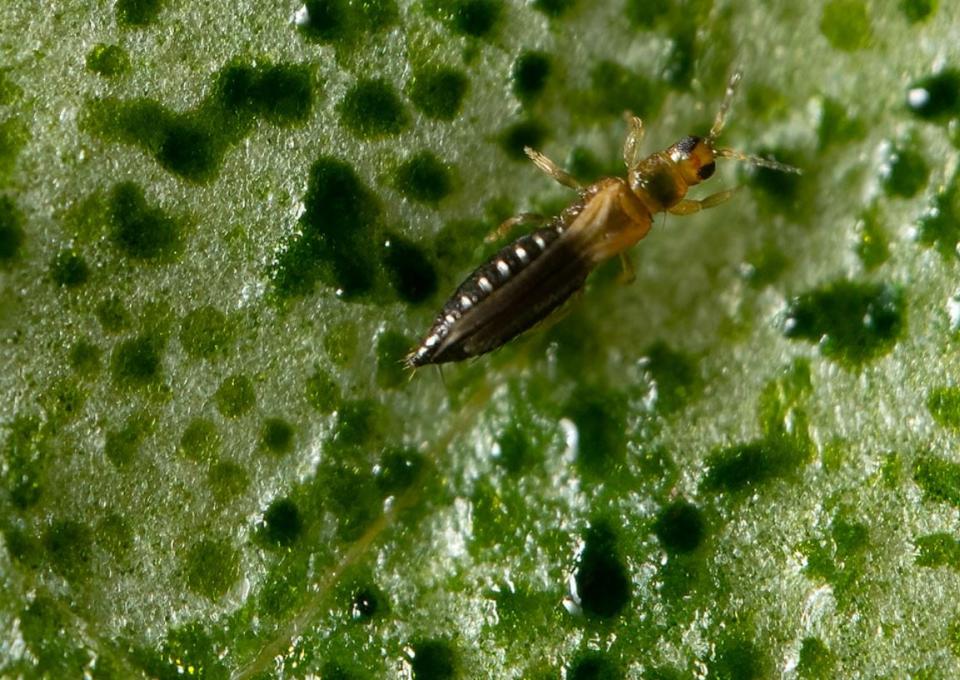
[
  {"xmin": 617, "ymin": 252, "xmax": 636, "ymax": 284},
  {"xmin": 667, "ymin": 187, "xmax": 740, "ymax": 215},
  {"xmin": 523, "ymin": 146, "xmax": 582, "ymax": 190},
  {"xmin": 485, "ymin": 212, "xmax": 546, "ymax": 243},
  {"xmin": 622, "ymin": 113, "xmax": 645, "ymax": 168}
]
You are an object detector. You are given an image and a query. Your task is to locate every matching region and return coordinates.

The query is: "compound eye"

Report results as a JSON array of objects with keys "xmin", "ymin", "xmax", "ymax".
[{"xmin": 698, "ymin": 161, "xmax": 716, "ymax": 180}]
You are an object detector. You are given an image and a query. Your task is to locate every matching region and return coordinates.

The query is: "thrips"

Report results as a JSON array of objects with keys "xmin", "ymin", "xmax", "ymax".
[{"xmin": 407, "ymin": 72, "xmax": 799, "ymax": 369}]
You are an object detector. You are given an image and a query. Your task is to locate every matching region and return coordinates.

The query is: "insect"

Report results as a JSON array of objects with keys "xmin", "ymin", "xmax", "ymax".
[{"xmin": 406, "ymin": 71, "xmax": 799, "ymax": 368}]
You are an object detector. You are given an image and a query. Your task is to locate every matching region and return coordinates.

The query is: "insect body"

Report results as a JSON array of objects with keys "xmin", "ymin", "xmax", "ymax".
[{"xmin": 406, "ymin": 72, "xmax": 798, "ymax": 368}]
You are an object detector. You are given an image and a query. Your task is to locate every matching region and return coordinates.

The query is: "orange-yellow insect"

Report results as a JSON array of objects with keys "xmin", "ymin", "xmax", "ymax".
[{"xmin": 407, "ymin": 71, "xmax": 798, "ymax": 368}]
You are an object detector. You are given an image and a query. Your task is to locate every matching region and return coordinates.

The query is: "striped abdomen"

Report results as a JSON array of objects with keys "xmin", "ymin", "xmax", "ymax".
[{"xmin": 407, "ymin": 221, "xmax": 591, "ymax": 367}]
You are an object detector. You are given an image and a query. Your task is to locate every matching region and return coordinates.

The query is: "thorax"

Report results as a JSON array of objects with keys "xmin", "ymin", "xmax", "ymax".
[
  {"xmin": 563, "ymin": 177, "xmax": 653, "ymax": 264},
  {"xmin": 630, "ymin": 152, "xmax": 689, "ymax": 213}
]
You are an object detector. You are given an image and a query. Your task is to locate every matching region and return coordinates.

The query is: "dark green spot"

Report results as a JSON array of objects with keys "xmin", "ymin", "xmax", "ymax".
[
  {"xmin": 566, "ymin": 146, "xmax": 611, "ymax": 184},
  {"xmin": 354, "ymin": 0, "xmax": 399, "ymax": 31},
  {"xmin": 907, "ymin": 70, "xmax": 960, "ymax": 121},
  {"xmin": 493, "ymin": 425, "xmax": 535, "ymax": 473},
  {"xmin": 641, "ymin": 342, "xmax": 698, "ymax": 413},
  {"xmin": 663, "ymin": 25, "xmax": 697, "ymax": 89},
  {"xmin": 743, "ymin": 146, "xmax": 803, "ymax": 206},
  {"xmin": 817, "ymin": 97, "xmax": 866, "ymax": 149},
  {"xmin": 42, "ymin": 378, "xmax": 86, "ymax": 426},
  {"xmin": 928, "ymin": 386, "xmax": 960, "ymax": 429},
  {"xmin": 208, "ymin": 460, "xmax": 250, "ymax": 503},
  {"xmin": 882, "ymin": 141, "xmax": 929, "ymax": 198},
  {"xmin": 96, "ymin": 296, "xmax": 130, "ymax": 334},
  {"xmin": 215, "ymin": 60, "xmax": 314, "ymax": 126},
  {"xmin": 915, "ymin": 533, "xmax": 960, "ymax": 570},
  {"xmin": 0, "ymin": 71, "xmax": 22, "ymax": 105},
  {"xmin": 376, "ymin": 447, "xmax": 425, "ymax": 494},
  {"xmin": 50, "ymin": 249, "xmax": 90, "ymax": 287},
  {"xmin": 325, "ymin": 321, "xmax": 358, "ymax": 366},
  {"xmin": 879, "ymin": 451, "xmax": 903, "ymax": 489},
  {"xmin": 900, "ymin": 0, "xmax": 937, "ymax": 22},
  {"xmin": 318, "ymin": 463, "xmax": 382, "ymax": 540},
  {"xmin": 351, "ymin": 586, "xmax": 383, "ymax": 620},
  {"xmin": 588, "ymin": 60, "xmax": 665, "ymax": 119},
  {"xmin": 409, "ymin": 67, "xmax": 469, "ymax": 121},
  {"xmin": 801, "ymin": 510, "xmax": 870, "ymax": 606},
  {"xmin": 702, "ymin": 439, "xmax": 807, "ymax": 494},
  {"xmin": 156, "ymin": 117, "xmax": 219, "ymax": 182},
  {"xmin": 914, "ymin": 455, "xmax": 960, "ymax": 508},
  {"xmin": 214, "ymin": 374, "xmax": 256, "ymax": 418},
  {"xmin": 512, "ymin": 51, "xmax": 551, "ymax": 102},
  {"xmin": 300, "ymin": 0, "xmax": 349, "ymax": 41},
  {"xmin": 832, "ymin": 515, "xmax": 869, "ymax": 555},
  {"xmin": 262, "ymin": 497, "xmax": 303, "ymax": 546},
  {"xmin": 855, "ymin": 205, "xmax": 889, "ymax": 270},
  {"xmin": 19, "ymin": 596, "xmax": 88, "ymax": 676},
  {"xmin": 339, "ymin": 78, "xmax": 408, "ymax": 138},
  {"xmin": 97, "ymin": 512, "xmax": 134, "ymax": 564},
  {"xmin": 116, "ymin": 0, "xmax": 163, "ymax": 26},
  {"xmin": 3, "ymin": 416, "xmax": 45, "ymax": 510},
  {"xmin": 654, "ymin": 500, "xmax": 706, "ymax": 554},
  {"xmin": 394, "ymin": 151, "xmax": 454, "ymax": 204},
  {"xmin": 625, "ymin": 0, "xmax": 671, "ymax": 28},
  {"xmin": 108, "ymin": 182, "xmax": 181, "ymax": 260},
  {"xmin": 709, "ymin": 636, "xmax": 766, "ymax": 680},
  {"xmin": 299, "ymin": 0, "xmax": 397, "ymax": 43},
  {"xmin": 448, "ymin": 0, "xmax": 502, "ymax": 38},
  {"xmin": 576, "ymin": 523, "xmax": 630, "ymax": 618},
  {"xmin": 180, "ymin": 306, "xmax": 231, "ymax": 360},
  {"xmin": 532, "ymin": 0, "xmax": 575, "ymax": 16},
  {"xmin": 569, "ymin": 652, "xmax": 623, "ymax": 680},
  {"xmin": 178, "ymin": 418, "xmax": 221, "ymax": 463},
  {"xmin": 376, "ymin": 330, "xmax": 413, "ymax": 389},
  {"xmin": 918, "ymin": 172, "xmax": 960, "ymax": 258},
  {"xmin": 105, "ymin": 414, "xmax": 149, "ymax": 467},
  {"xmin": 44, "ymin": 519, "xmax": 93, "ymax": 580},
  {"xmin": 273, "ymin": 157, "xmax": 381, "ymax": 300},
  {"xmin": 820, "ymin": 0, "xmax": 872, "ymax": 51},
  {"xmin": 306, "ymin": 367, "xmax": 341, "ymax": 413},
  {"xmin": 69, "ymin": 338, "xmax": 101, "ymax": 376},
  {"xmin": 185, "ymin": 537, "xmax": 240, "ymax": 599},
  {"xmin": 782, "ymin": 279, "xmax": 904, "ymax": 367},
  {"xmin": 84, "ymin": 59, "xmax": 313, "ymax": 182},
  {"xmin": 383, "ymin": 232, "xmax": 438, "ymax": 304},
  {"xmin": 85, "ymin": 44, "xmax": 130, "ymax": 77},
  {"xmin": 111, "ymin": 334, "xmax": 164, "ymax": 386},
  {"xmin": 797, "ymin": 637, "xmax": 834, "ymax": 679},
  {"xmin": 0, "ymin": 119, "xmax": 29, "ymax": 179},
  {"xmin": 499, "ymin": 119, "xmax": 547, "ymax": 160},
  {"xmin": 139, "ymin": 623, "xmax": 228, "ymax": 680},
  {"xmin": 0, "ymin": 195, "xmax": 25, "ymax": 264},
  {"xmin": 564, "ymin": 387, "xmax": 626, "ymax": 477},
  {"xmin": 740, "ymin": 245, "xmax": 788, "ymax": 289},
  {"xmin": 261, "ymin": 417, "xmax": 295, "ymax": 455},
  {"xmin": 411, "ymin": 640, "xmax": 457, "ymax": 680},
  {"xmin": 333, "ymin": 399, "xmax": 383, "ymax": 448}
]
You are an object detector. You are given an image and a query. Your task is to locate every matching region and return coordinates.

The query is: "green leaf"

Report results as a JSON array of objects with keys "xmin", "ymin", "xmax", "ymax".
[{"xmin": 2, "ymin": 1, "xmax": 959, "ymax": 677}]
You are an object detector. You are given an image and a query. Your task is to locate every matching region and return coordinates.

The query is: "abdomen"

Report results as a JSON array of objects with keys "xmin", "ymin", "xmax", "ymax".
[{"xmin": 407, "ymin": 224, "xmax": 592, "ymax": 367}]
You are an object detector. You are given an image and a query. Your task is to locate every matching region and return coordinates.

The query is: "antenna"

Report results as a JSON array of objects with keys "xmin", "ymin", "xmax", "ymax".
[
  {"xmin": 715, "ymin": 147, "xmax": 802, "ymax": 174},
  {"xmin": 708, "ymin": 69, "xmax": 802, "ymax": 175},
  {"xmin": 709, "ymin": 70, "xmax": 742, "ymax": 142}
]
